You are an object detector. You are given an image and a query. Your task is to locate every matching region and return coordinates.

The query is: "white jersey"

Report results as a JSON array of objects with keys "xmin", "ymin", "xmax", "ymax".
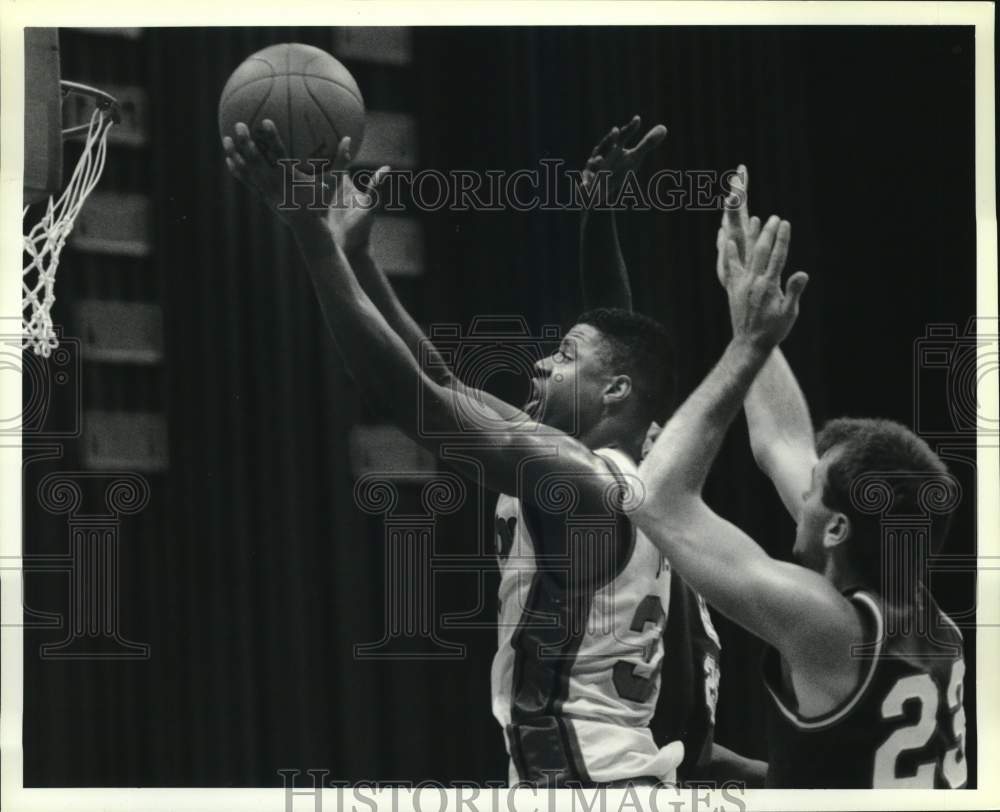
[{"xmin": 490, "ymin": 447, "xmax": 680, "ymax": 786}]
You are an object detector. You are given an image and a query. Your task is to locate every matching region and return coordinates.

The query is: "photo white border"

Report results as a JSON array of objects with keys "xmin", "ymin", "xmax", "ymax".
[{"xmin": 1, "ymin": 2, "xmax": 996, "ymax": 811}]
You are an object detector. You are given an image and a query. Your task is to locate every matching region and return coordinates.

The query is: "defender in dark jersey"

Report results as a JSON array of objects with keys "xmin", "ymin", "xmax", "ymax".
[
  {"xmin": 762, "ymin": 584, "xmax": 965, "ymax": 788},
  {"xmin": 635, "ymin": 188, "xmax": 967, "ymax": 789}
]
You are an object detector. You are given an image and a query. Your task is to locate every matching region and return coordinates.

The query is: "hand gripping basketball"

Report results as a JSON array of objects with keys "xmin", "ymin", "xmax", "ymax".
[
  {"xmin": 222, "ymin": 119, "xmax": 349, "ymax": 221},
  {"xmin": 223, "ymin": 119, "xmax": 391, "ymax": 254}
]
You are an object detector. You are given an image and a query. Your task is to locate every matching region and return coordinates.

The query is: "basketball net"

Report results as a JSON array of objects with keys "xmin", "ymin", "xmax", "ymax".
[{"xmin": 22, "ymin": 106, "xmax": 115, "ymax": 358}]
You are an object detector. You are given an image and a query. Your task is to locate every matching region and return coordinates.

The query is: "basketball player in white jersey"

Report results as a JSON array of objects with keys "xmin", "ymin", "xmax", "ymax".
[{"xmin": 223, "ymin": 113, "xmax": 703, "ymax": 786}]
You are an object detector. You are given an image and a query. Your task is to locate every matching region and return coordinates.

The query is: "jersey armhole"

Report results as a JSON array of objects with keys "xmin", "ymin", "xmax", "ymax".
[
  {"xmin": 591, "ymin": 448, "xmax": 638, "ymax": 581},
  {"xmin": 763, "ymin": 591, "xmax": 885, "ymax": 731},
  {"xmin": 521, "ymin": 448, "xmax": 636, "ymax": 588}
]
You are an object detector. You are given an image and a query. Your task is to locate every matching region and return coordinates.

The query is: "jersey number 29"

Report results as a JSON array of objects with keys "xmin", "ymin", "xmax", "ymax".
[{"xmin": 872, "ymin": 660, "xmax": 967, "ymax": 788}]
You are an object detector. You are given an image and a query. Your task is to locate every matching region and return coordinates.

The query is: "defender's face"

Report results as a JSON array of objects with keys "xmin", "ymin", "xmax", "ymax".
[
  {"xmin": 793, "ymin": 449, "xmax": 842, "ymax": 571},
  {"xmin": 524, "ymin": 323, "xmax": 612, "ymax": 435}
]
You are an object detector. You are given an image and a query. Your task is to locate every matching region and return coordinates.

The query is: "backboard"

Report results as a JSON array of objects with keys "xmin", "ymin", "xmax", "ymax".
[{"xmin": 24, "ymin": 28, "xmax": 63, "ymax": 207}]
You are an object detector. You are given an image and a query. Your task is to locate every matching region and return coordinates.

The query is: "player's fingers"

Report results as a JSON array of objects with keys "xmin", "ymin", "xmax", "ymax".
[
  {"xmin": 733, "ymin": 163, "xmax": 748, "ymax": 196},
  {"xmin": 716, "ymin": 227, "xmax": 730, "ymax": 284},
  {"xmin": 224, "ymin": 156, "xmax": 245, "ymax": 182},
  {"xmin": 592, "ymin": 126, "xmax": 619, "ymax": 158},
  {"xmin": 750, "ymin": 215, "xmax": 780, "ymax": 275},
  {"xmin": 583, "ymin": 156, "xmax": 603, "ymax": 181},
  {"xmin": 626, "ymin": 124, "xmax": 667, "ymax": 160},
  {"xmin": 765, "ymin": 220, "xmax": 791, "ymax": 280},
  {"xmin": 724, "ymin": 238, "xmax": 742, "ymax": 280},
  {"xmin": 221, "ymin": 134, "xmax": 238, "ymax": 159},
  {"xmin": 733, "ymin": 164, "xmax": 751, "ymax": 232},
  {"xmin": 748, "ymin": 215, "xmax": 761, "ymax": 240},
  {"xmin": 592, "ymin": 126, "xmax": 615, "ymax": 157},
  {"xmin": 364, "ymin": 166, "xmax": 392, "ymax": 204},
  {"xmin": 370, "ymin": 165, "xmax": 391, "ymax": 190},
  {"xmin": 257, "ymin": 119, "xmax": 290, "ymax": 162},
  {"xmin": 723, "ymin": 193, "xmax": 745, "ymax": 257},
  {"xmin": 333, "ymin": 136, "xmax": 352, "ymax": 172},
  {"xmin": 723, "ymin": 191, "xmax": 741, "ymax": 228},
  {"xmin": 619, "ymin": 114, "xmax": 642, "ymax": 144},
  {"xmin": 233, "ymin": 122, "xmax": 257, "ymax": 160},
  {"xmin": 606, "ymin": 126, "xmax": 621, "ymax": 153},
  {"xmin": 782, "ymin": 271, "xmax": 810, "ymax": 316},
  {"xmin": 222, "ymin": 136, "xmax": 247, "ymax": 172}
]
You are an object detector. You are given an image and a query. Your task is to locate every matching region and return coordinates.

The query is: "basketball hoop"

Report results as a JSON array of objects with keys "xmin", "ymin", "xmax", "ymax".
[{"xmin": 22, "ymin": 81, "xmax": 120, "ymax": 358}]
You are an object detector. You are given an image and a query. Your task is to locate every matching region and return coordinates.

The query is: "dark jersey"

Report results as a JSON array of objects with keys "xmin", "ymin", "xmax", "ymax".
[
  {"xmin": 763, "ymin": 589, "xmax": 968, "ymax": 788},
  {"xmin": 651, "ymin": 574, "xmax": 721, "ymax": 781}
]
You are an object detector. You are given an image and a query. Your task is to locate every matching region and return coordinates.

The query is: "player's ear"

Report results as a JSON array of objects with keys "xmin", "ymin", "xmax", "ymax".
[
  {"xmin": 822, "ymin": 512, "xmax": 851, "ymax": 550},
  {"xmin": 603, "ymin": 374, "xmax": 632, "ymax": 406}
]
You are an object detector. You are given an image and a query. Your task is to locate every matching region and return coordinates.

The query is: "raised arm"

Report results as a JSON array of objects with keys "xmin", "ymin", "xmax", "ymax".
[
  {"xmin": 328, "ymin": 163, "xmax": 531, "ymax": 423},
  {"xmin": 578, "ymin": 116, "xmax": 666, "ymax": 312},
  {"xmin": 328, "ymin": 165, "xmax": 452, "ymax": 386},
  {"xmin": 719, "ymin": 167, "xmax": 817, "ymax": 519},
  {"xmin": 634, "ymin": 218, "xmax": 860, "ymax": 676},
  {"xmin": 742, "ymin": 349, "xmax": 817, "ymax": 520},
  {"xmin": 223, "ymin": 121, "xmax": 627, "ymax": 513}
]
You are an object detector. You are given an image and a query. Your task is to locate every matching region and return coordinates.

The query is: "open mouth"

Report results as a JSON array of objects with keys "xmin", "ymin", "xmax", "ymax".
[{"xmin": 524, "ymin": 377, "xmax": 544, "ymax": 414}]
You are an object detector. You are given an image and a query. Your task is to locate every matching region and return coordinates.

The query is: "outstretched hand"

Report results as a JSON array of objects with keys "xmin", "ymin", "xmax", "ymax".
[
  {"xmin": 223, "ymin": 120, "xmax": 391, "ymax": 252},
  {"xmin": 724, "ymin": 215, "xmax": 808, "ymax": 350},
  {"xmin": 580, "ymin": 115, "xmax": 667, "ymax": 206},
  {"xmin": 222, "ymin": 120, "xmax": 346, "ymax": 223}
]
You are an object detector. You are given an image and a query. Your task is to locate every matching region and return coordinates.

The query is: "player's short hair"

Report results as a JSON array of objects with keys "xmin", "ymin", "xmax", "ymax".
[
  {"xmin": 575, "ymin": 307, "xmax": 676, "ymax": 425},
  {"xmin": 815, "ymin": 417, "xmax": 954, "ymax": 588}
]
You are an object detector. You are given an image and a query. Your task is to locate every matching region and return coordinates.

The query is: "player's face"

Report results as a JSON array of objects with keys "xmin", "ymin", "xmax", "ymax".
[
  {"xmin": 524, "ymin": 324, "xmax": 612, "ymax": 435},
  {"xmin": 793, "ymin": 449, "xmax": 841, "ymax": 571}
]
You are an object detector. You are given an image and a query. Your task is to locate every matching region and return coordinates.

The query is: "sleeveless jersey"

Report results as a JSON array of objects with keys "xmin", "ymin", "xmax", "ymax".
[
  {"xmin": 490, "ymin": 447, "xmax": 679, "ymax": 786},
  {"xmin": 652, "ymin": 574, "xmax": 721, "ymax": 780},
  {"xmin": 763, "ymin": 589, "xmax": 968, "ymax": 788}
]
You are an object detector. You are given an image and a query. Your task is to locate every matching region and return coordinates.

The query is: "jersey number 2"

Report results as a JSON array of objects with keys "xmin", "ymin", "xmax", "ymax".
[{"xmin": 872, "ymin": 660, "xmax": 967, "ymax": 788}]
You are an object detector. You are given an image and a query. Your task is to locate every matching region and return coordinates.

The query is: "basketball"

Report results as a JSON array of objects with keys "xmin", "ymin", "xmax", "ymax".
[{"xmin": 218, "ymin": 42, "xmax": 366, "ymax": 170}]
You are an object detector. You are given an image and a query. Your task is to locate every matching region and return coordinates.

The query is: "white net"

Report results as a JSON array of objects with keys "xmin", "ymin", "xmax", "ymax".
[{"xmin": 23, "ymin": 106, "xmax": 115, "ymax": 357}]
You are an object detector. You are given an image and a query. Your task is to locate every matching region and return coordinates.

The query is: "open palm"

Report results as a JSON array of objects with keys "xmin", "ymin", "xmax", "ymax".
[{"xmin": 724, "ymin": 216, "xmax": 808, "ymax": 349}]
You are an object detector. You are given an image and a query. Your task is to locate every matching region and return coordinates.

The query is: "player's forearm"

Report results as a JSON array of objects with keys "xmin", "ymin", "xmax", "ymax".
[
  {"xmin": 289, "ymin": 215, "xmax": 427, "ymax": 429},
  {"xmin": 347, "ymin": 247, "xmax": 454, "ymax": 387},
  {"xmin": 347, "ymin": 246, "xmax": 530, "ymax": 423},
  {"xmin": 640, "ymin": 338, "xmax": 770, "ymax": 503},
  {"xmin": 579, "ymin": 209, "xmax": 632, "ymax": 311},
  {"xmin": 744, "ymin": 348, "xmax": 817, "ymax": 520},
  {"xmin": 745, "ymin": 348, "xmax": 814, "ymax": 468}
]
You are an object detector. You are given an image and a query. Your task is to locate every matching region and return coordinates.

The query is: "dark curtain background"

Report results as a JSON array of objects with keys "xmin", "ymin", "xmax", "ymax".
[{"xmin": 24, "ymin": 26, "xmax": 977, "ymax": 786}]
